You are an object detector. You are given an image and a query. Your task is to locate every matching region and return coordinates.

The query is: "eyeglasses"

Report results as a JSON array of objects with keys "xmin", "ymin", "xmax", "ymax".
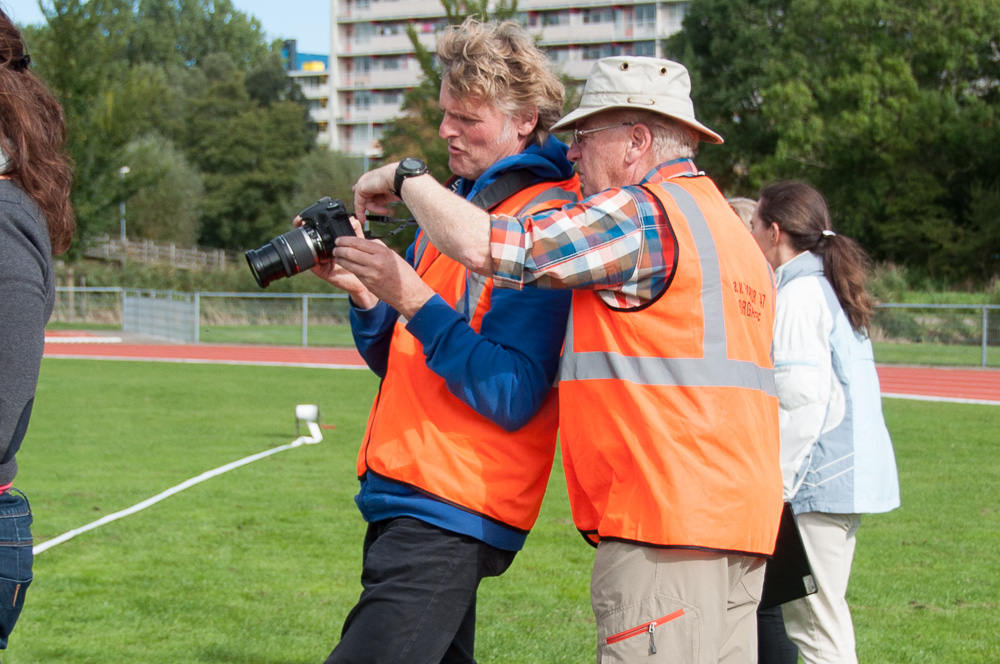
[{"xmin": 570, "ymin": 123, "xmax": 635, "ymax": 145}]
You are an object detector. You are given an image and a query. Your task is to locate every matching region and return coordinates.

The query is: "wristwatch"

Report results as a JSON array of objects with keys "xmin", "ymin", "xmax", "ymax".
[{"xmin": 391, "ymin": 157, "xmax": 428, "ymax": 197}]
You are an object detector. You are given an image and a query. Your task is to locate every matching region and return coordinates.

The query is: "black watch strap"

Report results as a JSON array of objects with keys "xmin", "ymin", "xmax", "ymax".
[{"xmin": 392, "ymin": 157, "xmax": 428, "ymax": 197}]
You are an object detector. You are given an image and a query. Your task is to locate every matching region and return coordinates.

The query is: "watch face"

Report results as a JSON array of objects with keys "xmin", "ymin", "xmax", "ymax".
[{"xmin": 400, "ymin": 157, "xmax": 425, "ymax": 173}]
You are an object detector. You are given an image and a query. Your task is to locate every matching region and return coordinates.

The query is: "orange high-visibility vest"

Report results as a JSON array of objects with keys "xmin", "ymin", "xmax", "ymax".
[
  {"xmin": 359, "ymin": 175, "xmax": 580, "ymax": 532},
  {"xmin": 558, "ymin": 174, "xmax": 782, "ymax": 555}
]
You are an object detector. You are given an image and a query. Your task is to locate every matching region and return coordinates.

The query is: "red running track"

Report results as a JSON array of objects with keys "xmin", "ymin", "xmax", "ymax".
[
  {"xmin": 876, "ymin": 365, "xmax": 1000, "ymax": 404},
  {"xmin": 44, "ymin": 340, "xmax": 367, "ymax": 370},
  {"xmin": 44, "ymin": 336, "xmax": 1000, "ymax": 404}
]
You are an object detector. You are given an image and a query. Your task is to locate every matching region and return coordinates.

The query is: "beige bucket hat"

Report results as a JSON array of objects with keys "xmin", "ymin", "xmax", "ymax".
[{"xmin": 552, "ymin": 56, "xmax": 723, "ymax": 144}]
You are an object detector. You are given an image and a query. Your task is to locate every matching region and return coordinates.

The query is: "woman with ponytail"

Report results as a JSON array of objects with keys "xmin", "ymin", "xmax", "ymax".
[
  {"xmin": 0, "ymin": 5, "xmax": 75, "ymax": 649},
  {"xmin": 750, "ymin": 181, "xmax": 899, "ymax": 664}
]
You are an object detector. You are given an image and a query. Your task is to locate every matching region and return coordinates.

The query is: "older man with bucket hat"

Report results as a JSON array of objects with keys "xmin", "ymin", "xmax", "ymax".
[{"xmin": 348, "ymin": 56, "xmax": 782, "ymax": 663}]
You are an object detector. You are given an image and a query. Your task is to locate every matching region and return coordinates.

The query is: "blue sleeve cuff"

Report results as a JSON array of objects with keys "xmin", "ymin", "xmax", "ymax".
[{"xmin": 405, "ymin": 294, "xmax": 464, "ymax": 347}]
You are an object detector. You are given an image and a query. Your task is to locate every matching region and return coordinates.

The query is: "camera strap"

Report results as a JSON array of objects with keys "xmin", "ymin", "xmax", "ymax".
[
  {"xmin": 363, "ymin": 169, "xmax": 538, "ymax": 239},
  {"xmin": 363, "ymin": 215, "xmax": 418, "ymax": 240},
  {"xmin": 469, "ymin": 170, "xmax": 539, "ymax": 211}
]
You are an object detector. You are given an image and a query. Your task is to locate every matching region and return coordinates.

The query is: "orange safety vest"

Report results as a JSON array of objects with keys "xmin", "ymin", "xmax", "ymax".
[
  {"xmin": 359, "ymin": 175, "xmax": 580, "ymax": 533},
  {"xmin": 558, "ymin": 174, "xmax": 782, "ymax": 555}
]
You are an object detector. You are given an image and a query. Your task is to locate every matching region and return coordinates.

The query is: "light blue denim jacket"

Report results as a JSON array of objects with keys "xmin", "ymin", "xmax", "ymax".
[{"xmin": 776, "ymin": 252, "xmax": 900, "ymax": 515}]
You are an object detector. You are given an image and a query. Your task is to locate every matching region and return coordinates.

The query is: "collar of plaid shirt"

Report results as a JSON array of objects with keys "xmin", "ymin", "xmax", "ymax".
[{"xmin": 642, "ymin": 158, "xmax": 701, "ymax": 183}]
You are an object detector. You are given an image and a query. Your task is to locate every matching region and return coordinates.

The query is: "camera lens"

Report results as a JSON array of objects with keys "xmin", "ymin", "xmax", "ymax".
[{"xmin": 244, "ymin": 227, "xmax": 320, "ymax": 288}]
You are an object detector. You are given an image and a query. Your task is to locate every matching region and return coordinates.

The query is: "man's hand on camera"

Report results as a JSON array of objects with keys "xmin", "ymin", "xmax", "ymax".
[
  {"xmin": 333, "ymin": 234, "xmax": 434, "ymax": 319},
  {"xmin": 293, "ymin": 215, "xmax": 379, "ymax": 309},
  {"xmin": 352, "ymin": 162, "xmax": 399, "ymax": 220}
]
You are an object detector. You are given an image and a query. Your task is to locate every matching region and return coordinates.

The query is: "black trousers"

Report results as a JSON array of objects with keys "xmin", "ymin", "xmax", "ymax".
[
  {"xmin": 757, "ymin": 603, "xmax": 799, "ymax": 664},
  {"xmin": 325, "ymin": 517, "xmax": 516, "ymax": 664}
]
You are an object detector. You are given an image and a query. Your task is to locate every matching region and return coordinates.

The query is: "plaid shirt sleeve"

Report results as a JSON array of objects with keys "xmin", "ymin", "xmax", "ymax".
[{"xmin": 489, "ymin": 184, "xmax": 677, "ymax": 308}]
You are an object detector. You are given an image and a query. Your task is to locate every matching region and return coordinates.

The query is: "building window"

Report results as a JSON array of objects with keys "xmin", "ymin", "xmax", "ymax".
[
  {"xmin": 354, "ymin": 23, "xmax": 374, "ymax": 42},
  {"xmin": 665, "ymin": 2, "xmax": 690, "ymax": 22},
  {"xmin": 634, "ymin": 41, "xmax": 656, "ymax": 57},
  {"xmin": 583, "ymin": 44, "xmax": 615, "ymax": 60},
  {"xmin": 582, "ymin": 8, "xmax": 615, "ymax": 24},
  {"xmin": 542, "ymin": 10, "xmax": 569, "ymax": 26},
  {"xmin": 635, "ymin": 4, "xmax": 656, "ymax": 26},
  {"xmin": 377, "ymin": 23, "xmax": 404, "ymax": 36},
  {"xmin": 548, "ymin": 48, "xmax": 569, "ymax": 64}
]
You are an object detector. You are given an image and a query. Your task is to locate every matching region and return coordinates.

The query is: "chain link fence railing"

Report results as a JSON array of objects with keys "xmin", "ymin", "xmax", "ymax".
[
  {"xmin": 49, "ymin": 288, "xmax": 1000, "ymax": 367},
  {"xmin": 870, "ymin": 304, "xmax": 999, "ymax": 367}
]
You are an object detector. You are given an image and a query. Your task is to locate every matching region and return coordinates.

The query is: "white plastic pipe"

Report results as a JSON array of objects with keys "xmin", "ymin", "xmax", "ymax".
[{"xmin": 33, "ymin": 405, "xmax": 324, "ymax": 555}]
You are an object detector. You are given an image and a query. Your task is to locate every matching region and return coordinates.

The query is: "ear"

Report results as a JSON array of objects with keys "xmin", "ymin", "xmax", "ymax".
[
  {"xmin": 770, "ymin": 223, "xmax": 782, "ymax": 245},
  {"xmin": 514, "ymin": 108, "xmax": 539, "ymax": 140},
  {"xmin": 623, "ymin": 123, "xmax": 654, "ymax": 166}
]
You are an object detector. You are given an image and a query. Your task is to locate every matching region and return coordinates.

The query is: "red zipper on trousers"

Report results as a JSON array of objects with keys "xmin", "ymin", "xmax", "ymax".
[{"xmin": 605, "ymin": 609, "xmax": 685, "ymax": 654}]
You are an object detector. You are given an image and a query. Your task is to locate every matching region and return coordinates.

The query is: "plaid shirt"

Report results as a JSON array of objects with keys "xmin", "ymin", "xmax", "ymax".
[{"xmin": 490, "ymin": 158, "xmax": 703, "ymax": 309}]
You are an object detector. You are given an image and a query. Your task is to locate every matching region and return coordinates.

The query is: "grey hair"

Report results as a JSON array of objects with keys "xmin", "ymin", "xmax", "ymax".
[{"xmin": 604, "ymin": 109, "xmax": 700, "ymax": 160}]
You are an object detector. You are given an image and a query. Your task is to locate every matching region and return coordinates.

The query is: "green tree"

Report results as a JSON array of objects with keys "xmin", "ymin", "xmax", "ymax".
[
  {"xmin": 183, "ymin": 54, "xmax": 313, "ymax": 249},
  {"xmin": 127, "ymin": 0, "xmax": 268, "ymax": 69},
  {"xmin": 121, "ymin": 133, "xmax": 205, "ymax": 245},
  {"xmin": 29, "ymin": 0, "xmax": 167, "ymax": 254},
  {"xmin": 291, "ymin": 150, "xmax": 365, "ymax": 211},
  {"xmin": 26, "ymin": 0, "xmax": 311, "ymax": 255},
  {"xmin": 668, "ymin": 0, "xmax": 1000, "ymax": 282},
  {"xmin": 246, "ymin": 50, "xmax": 307, "ymax": 107},
  {"xmin": 663, "ymin": 0, "xmax": 787, "ymax": 195}
]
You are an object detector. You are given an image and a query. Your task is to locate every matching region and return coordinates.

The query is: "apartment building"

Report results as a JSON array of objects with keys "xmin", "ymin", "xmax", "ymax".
[{"xmin": 295, "ymin": 0, "xmax": 691, "ymax": 155}]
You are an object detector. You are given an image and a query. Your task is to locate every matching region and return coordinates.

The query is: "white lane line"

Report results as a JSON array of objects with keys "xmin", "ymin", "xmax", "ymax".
[{"xmin": 33, "ymin": 421, "xmax": 323, "ymax": 556}]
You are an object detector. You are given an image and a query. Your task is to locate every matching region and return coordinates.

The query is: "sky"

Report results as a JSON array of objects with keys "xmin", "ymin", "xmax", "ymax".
[{"xmin": 6, "ymin": 0, "xmax": 331, "ymax": 55}]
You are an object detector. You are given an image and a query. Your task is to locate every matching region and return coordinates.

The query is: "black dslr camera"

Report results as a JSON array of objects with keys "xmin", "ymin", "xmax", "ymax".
[{"xmin": 245, "ymin": 197, "xmax": 355, "ymax": 288}]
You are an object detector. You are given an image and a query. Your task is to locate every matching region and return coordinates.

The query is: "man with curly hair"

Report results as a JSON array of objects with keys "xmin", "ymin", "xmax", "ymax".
[{"xmin": 316, "ymin": 18, "xmax": 580, "ymax": 664}]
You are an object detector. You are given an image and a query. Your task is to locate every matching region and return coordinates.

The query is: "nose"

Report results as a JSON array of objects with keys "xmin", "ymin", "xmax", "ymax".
[
  {"xmin": 439, "ymin": 115, "xmax": 458, "ymax": 140},
  {"xmin": 566, "ymin": 140, "xmax": 581, "ymax": 163}
]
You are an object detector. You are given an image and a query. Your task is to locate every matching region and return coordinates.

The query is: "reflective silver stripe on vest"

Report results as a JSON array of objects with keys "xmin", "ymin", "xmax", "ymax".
[
  {"xmin": 462, "ymin": 271, "xmax": 489, "ymax": 319},
  {"xmin": 414, "ymin": 231, "xmax": 432, "ymax": 271},
  {"xmin": 559, "ymin": 181, "xmax": 776, "ymax": 396}
]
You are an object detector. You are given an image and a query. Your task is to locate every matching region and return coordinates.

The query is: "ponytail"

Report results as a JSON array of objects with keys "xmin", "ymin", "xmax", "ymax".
[
  {"xmin": 757, "ymin": 181, "xmax": 874, "ymax": 334},
  {"xmin": 819, "ymin": 233, "xmax": 874, "ymax": 333}
]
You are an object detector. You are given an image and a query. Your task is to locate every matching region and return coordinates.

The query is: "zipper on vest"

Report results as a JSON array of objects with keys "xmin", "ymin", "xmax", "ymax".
[{"xmin": 605, "ymin": 609, "xmax": 684, "ymax": 650}]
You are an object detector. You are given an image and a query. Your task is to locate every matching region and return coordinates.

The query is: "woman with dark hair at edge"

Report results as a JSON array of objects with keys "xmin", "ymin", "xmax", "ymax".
[
  {"xmin": 0, "ymin": 5, "xmax": 75, "ymax": 649},
  {"xmin": 750, "ymin": 180, "xmax": 899, "ymax": 664}
]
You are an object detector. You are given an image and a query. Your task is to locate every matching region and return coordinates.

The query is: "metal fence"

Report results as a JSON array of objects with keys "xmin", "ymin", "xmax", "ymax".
[
  {"xmin": 50, "ymin": 287, "xmax": 1000, "ymax": 367},
  {"xmin": 83, "ymin": 235, "xmax": 240, "ymax": 271},
  {"xmin": 870, "ymin": 303, "xmax": 1000, "ymax": 368},
  {"xmin": 52, "ymin": 287, "xmax": 352, "ymax": 347}
]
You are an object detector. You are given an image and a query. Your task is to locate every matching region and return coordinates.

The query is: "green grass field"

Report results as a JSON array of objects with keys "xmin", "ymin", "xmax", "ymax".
[{"xmin": 5, "ymin": 359, "xmax": 999, "ymax": 662}]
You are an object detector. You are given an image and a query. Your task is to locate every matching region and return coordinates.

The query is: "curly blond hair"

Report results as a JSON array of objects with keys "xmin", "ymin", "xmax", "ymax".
[{"xmin": 436, "ymin": 18, "xmax": 564, "ymax": 146}]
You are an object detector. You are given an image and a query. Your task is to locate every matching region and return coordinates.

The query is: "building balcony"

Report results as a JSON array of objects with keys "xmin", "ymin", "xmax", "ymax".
[
  {"xmin": 525, "ymin": 0, "xmax": 649, "ymax": 9},
  {"xmin": 337, "ymin": 102, "xmax": 404, "ymax": 124},
  {"xmin": 338, "ymin": 31, "xmax": 436, "ymax": 56},
  {"xmin": 536, "ymin": 21, "xmax": 658, "ymax": 45},
  {"xmin": 553, "ymin": 58, "xmax": 600, "ymax": 81},
  {"xmin": 297, "ymin": 83, "xmax": 331, "ymax": 99},
  {"xmin": 309, "ymin": 106, "xmax": 332, "ymax": 123},
  {"xmin": 339, "ymin": 69, "xmax": 420, "ymax": 89},
  {"xmin": 337, "ymin": 0, "xmax": 442, "ymax": 21}
]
